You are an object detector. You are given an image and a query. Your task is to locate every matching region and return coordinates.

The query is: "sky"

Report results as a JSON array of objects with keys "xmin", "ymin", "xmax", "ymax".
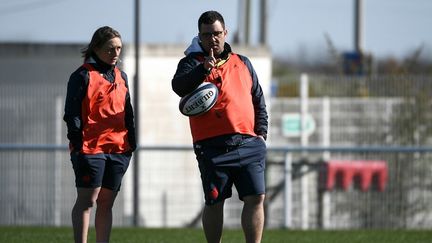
[{"xmin": 0, "ymin": 0, "xmax": 431, "ymax": 60}]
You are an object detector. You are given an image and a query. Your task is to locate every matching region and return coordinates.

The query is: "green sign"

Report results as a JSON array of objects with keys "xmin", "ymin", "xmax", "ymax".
[{"xmin": 282, "ymin": 113, "xmax": 316, "ymax": 137}]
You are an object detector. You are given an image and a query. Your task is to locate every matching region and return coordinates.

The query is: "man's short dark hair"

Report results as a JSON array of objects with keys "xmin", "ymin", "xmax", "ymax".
[{"xmin": 198, "ymin": 11, "xmax": 225, "ymax": 31}]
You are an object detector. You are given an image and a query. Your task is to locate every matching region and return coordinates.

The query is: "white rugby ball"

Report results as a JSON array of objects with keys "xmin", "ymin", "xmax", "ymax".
[{"xmin": 179, "ymin": 82, "xmax": 219, "ymax": 116}]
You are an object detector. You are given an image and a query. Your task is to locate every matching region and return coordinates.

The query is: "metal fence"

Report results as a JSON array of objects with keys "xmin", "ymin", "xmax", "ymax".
[
  {"xmin": 265, "ymin": 146, "xmax": 432, "ymax": 229},
  {"xmin": 1, "ymin": 145, "xmax": 432, "ymax": 229},
  {"xmin": 2, "ymin": 74, "xmax": 432, "ymax": 229}
]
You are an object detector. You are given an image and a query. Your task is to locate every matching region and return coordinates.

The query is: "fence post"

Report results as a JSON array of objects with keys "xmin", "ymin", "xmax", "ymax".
[
  {"xmin": 300, "ymin": 73, "xmax": 309, "ymax": 229},
  {"xmin": 318, "ymin": 97, "xmax": 331, "ymax": 228},
  {"xmin": 284, "ymin": 152, "xmax": 292, "ymax": 228},
  {"xmin": 54, "ymin": 96, "xmax": 62, "ymax": 226}
]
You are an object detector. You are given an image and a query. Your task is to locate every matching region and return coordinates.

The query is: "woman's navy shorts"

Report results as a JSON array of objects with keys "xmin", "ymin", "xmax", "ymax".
[{"xmin": 70, "ymin": 152, "xmax": 132, "ymax": 191}]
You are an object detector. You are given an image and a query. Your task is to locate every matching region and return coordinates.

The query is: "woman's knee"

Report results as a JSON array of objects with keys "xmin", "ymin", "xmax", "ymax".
[{"xmin": 75, "ymin": 187, "xmax": 100, "ymax": 208}]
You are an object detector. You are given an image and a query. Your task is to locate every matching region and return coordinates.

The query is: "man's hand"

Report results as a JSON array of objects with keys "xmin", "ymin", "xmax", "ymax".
[{"xmin": 203, "ymin": 48, "xmax": 221, "ymax": 71}]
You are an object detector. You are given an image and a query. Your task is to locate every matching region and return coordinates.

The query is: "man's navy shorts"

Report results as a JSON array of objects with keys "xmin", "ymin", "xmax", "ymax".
[
  {"xmin": 70, "ymin": 152, "xmax": 132, "ymax": 191},
  {"xmin": 194, "ymin": 136, "xmax": 266, "ymax": 205}
]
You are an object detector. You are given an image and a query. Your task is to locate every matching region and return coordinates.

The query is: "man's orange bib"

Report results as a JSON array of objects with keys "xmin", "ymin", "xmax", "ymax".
[{"xmin": 190, "ymin": 54, "xmax": 256, "ymax": 142}]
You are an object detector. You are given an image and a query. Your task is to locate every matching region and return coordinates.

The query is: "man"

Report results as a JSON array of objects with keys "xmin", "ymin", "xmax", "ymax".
[{"xmin": 172, "ymin": 11, "xmax": 268, "ymax": 243}]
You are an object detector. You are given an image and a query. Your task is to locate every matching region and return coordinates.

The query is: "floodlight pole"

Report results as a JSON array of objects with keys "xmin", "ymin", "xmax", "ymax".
[
  {"xmin": 238, "ymin": 0, "xmax": 251, "ymax": 45},
  {"xmin": 354, "ymin": 0, "xmax": 363, "ymax": 53},
  {"xmin": 133, "ymin": 0, "xmax": 140, "ymax": 227},
  {"xmin": 259, "ymin": 0, "xmax": 268, "ymax": 46},
  {"xmin": 244, "ymin": 0, "xmax": 251, "ymax": 45}
]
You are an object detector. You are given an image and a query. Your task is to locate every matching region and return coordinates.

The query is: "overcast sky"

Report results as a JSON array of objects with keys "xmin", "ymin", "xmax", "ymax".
[{"xmin": 1, "ymin": 0, "xmax": 431, "ymax": 59}]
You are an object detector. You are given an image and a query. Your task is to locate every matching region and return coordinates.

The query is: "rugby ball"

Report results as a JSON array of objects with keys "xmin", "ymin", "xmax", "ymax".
[{"xmin": 179, "ymin": 82, "xmax": 218, "ymax": 116}]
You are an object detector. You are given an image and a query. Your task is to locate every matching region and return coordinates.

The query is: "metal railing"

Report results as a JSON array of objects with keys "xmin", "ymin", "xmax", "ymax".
[{"xmin": 1, "ymin": 144, "xmax": 432, "ymax": 229}]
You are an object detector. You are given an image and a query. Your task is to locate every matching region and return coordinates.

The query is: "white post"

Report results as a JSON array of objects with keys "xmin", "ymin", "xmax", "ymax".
[
  {"xmin": 284, "ymin": 152, "xmax": 292, "ymax": 228},
  {"xmin": 321, "ymin": 97, "xmax": 331, "ymax": 228},
  {"xmin": 54, "ymin": 96, "xmax": 62, "ymax": 226},
  {"xmin": 300, "ymin": 73, "xmax": 309, "ymax": 229}
]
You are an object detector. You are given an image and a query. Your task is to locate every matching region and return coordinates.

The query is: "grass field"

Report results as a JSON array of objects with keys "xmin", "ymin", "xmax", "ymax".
[{"xmin": 1, "ymin": 227, "xmax": 431, "ymax": 243}]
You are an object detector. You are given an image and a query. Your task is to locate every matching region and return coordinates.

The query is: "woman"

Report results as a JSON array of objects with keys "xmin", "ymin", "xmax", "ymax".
[{"xmin": 64, "ymin": 26, "xmax": 136, "ymax": 243}]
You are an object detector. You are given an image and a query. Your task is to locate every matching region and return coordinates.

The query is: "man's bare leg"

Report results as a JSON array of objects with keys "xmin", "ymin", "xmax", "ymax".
[
  {"xmin": 202, "ymin": 200, "xmax": 225, "ymax": 243},
  {"xmin": 241, "ymin": 194, "xmax": 265, "ymax": 243}
]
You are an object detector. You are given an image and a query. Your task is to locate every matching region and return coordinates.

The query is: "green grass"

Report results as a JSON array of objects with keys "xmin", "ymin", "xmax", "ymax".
[{"xmin": 0, "ymin": 227, "xmax": 431, "ymax": 243}]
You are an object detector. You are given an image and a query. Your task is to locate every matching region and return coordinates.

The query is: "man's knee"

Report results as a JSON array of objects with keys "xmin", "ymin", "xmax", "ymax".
[
  {"xmin": 243, "ymin": 194, "xmax": 265, "ymax": 206},
  {"xmin": 205, "ymin": 200, "xmax": 225, "ymax": 211}
]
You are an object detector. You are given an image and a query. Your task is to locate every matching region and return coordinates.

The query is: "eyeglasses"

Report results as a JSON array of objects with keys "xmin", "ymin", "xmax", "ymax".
[{"xmin": 199, "ymin": 31, "xmax": 224, "ymax": 39}]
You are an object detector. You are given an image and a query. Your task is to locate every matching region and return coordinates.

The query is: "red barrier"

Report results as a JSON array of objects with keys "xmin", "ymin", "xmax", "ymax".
[{"xmin": 324, "ymin": 160, "xmax": 388, "ymax": 191}]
